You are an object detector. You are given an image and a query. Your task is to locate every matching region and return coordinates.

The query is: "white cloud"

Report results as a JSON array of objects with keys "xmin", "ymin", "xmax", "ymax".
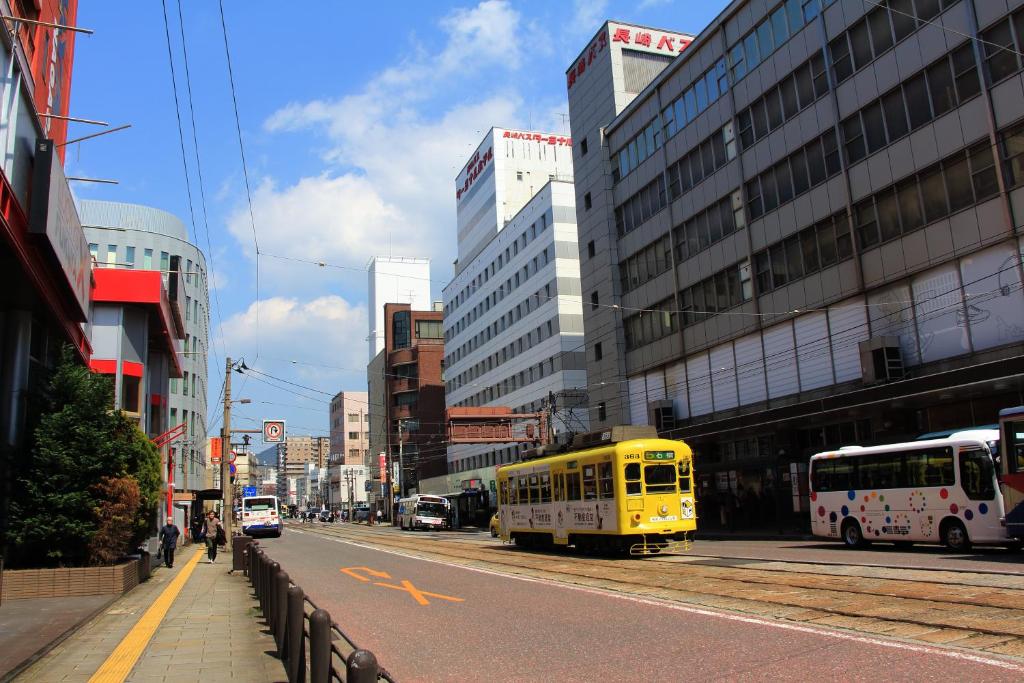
[
  {"xmin": 247, "ymin": 1, "xmax": 532, "ymax": 287},
  {"xmin": 637, "ymin": 0, "xmax": 671, "ymax": 9},
  {"xmin": 219, "ymin": 295, "xmax": 368, "ymax": 383},
  {"xmin": 570, "ymin": 0, "xmax": 608, "ymax": 37}
]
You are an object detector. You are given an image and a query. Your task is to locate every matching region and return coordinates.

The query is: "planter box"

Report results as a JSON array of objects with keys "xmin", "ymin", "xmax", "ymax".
[{"xmin": 1, "ymin": 559, "xmax": 140, "ymax": 601}]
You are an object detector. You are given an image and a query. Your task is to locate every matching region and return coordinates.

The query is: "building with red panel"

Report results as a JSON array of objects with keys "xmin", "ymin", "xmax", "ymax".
[
  {"xmin": 88, "ymin": 268, "xmax": 185, "ymax": 438},
  {"xmin": 0, "ymin": 1, "xmax": 87, "ymax": 471}
]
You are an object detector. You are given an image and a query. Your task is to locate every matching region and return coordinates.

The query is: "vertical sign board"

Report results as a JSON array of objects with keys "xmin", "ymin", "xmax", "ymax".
[
  {"xmin": 29, "ymin": 139, "xmax": 90, "ymax": 320},
  {"xmin": 263, "ymin": 420, "xmax": 286, "ymax": 443},
  {"xmin": 210, "ymin": 437, "xmax": 222, "ymax": 464},
  {"xmin": 378, "ymin": 453, "xmax": 387, "ymax": 482},
  {"xmin": 26, "ymin": 1, "xmax": 80, "ymax": 156}
]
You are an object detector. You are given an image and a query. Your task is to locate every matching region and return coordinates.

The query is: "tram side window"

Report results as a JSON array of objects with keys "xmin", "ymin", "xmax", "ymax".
[
  {"xmin": 598, "ymin": 462, "xmax": 614, "ymax": 498},
  {"xmin": 553, "ymin": 473, "xmax": 563, "ymax": 502},
  {"xmin": 529, "ymin": 474, "xmax": 541, "ymax": 503},
  {"xmin": 583, "ymin": 465, "xmax": 598, "ymax": 500},
  {"xmin": 540, "ymin": 473, "xmax": 552, "ymax": 503},
  {"xmin": 566, "ymin": 471, "xmax": 582, "ymax": 500},
  {"xmin": 517, "ymin": 475, "xmax": 529, "ymax": 504},
  {"xmin": 959, "ymin": 449, "xmax": 996, "ymax": 501},
  {"xmin": 678, "ymin": 460, "xmax": 692, "ymax": 492},
  {"xmin": 856, "ymin": 453, "xmax": 904, "ymax": 490},
  {"xmin": 624, "ymin": 463, "xmax": 642, "ymax": 495},
  {"xmin": 904, "ymin": 448, "xmax": 955, "ymax": 487}
]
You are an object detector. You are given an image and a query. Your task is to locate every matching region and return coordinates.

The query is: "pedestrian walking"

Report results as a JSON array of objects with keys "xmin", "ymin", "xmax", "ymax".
[
  {"xmin": 158, "ymin": 517, "xmax": 181, "ymax": 568},
  {"xmin": 202, "ymin": 511, "xmax": 223, "ymax": 563}
]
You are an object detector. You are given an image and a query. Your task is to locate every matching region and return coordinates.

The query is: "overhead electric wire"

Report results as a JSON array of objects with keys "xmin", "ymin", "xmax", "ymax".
[
  {"xmin": 175, "ymin": 0, "xmax": 230, "ymax": 369},
  {"xmin": 218, "ymin": 0, "xmax": 262, "ymax": 378}
]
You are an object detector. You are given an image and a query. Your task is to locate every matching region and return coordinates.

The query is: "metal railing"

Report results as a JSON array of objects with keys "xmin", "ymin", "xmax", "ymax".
[{"xmin": 245, "ymin": 542, "xmax": 396, "ymax": 682}]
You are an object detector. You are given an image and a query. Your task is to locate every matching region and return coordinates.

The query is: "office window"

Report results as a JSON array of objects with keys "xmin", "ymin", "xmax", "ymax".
[
  {"xmin": 415, "ymin": 319, "xmax": 443, "ymax": 339},
  {"xmin": 143, "ymin": 248, "xmax": 153, "ymax": 269},
  {"xmin": 106, "ymin": 245, "xmax": 117, "ymax": 268},
  {"xmin": 124, "ymin": 246, "xmax": 135, "ymax": 269},
  {"xmin": 89, "ymin": 243, "xmax": 98, "ymax": 263},
  {"xmin": 160, "ymin": 251, "xmax": 170, "ymax": 272}
]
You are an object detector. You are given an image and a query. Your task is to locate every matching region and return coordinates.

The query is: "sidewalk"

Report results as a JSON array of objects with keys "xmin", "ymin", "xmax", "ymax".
[{"xmin": 16, "ymin": 544, "xmax": 281, "ymax": 682}]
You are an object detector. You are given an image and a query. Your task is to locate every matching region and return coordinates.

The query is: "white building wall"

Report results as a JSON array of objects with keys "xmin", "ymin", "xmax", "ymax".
[
  {"xmin": 623, "ymin": 238, "xmax": 1024, "ymax": 418},
  {"xmin": 444, "ymin": 181, "xmax": 588, "ymax": 475},
  {"xmin": 367, "ymin": 256, "xmax": 431, "ymax": 360},
  {"xmin": 454, "ymin": 128, "xmax": 574, "ymax": 275}
]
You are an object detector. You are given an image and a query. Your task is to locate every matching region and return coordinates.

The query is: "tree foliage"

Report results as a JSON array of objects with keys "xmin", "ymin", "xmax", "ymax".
[
  {"xmin": 88, "ymin": 476, "xmax": 141, "ymax": 565},
  {"xmin": 6, "ymin": 347, "xmax": 163, "ymax": 567}
]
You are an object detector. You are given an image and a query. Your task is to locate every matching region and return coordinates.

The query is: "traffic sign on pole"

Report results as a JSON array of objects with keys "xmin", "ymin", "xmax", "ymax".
[
  {"xmin": 228, "ymin": 449, "xmax": 238, "ymax": 464},
  {"xmin": 263, "ymin": 420, "xmax": 285, "ymax": 443}
]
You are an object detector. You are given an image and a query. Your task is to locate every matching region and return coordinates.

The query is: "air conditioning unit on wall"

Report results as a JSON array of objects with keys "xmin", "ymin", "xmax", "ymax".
[
  {"xmin": 648, "ymin": 400, "xmax": 676, "ymax": 434},
  {"xmin": 859, "ymin": 337, "xmax": 905, "ymax": 385}
]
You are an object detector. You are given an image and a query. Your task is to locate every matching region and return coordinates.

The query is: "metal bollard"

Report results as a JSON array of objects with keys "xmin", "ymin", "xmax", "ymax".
[
  {"xmin": 308, "ymin": 609, "xmax": 332, "ymax": 683},
  {"xmin": 286, "ymin": 585, "xmax": 305, "ymax": 683},
  {"xmin": 266, "ymin": 561, "xmax": 280, "ymax": 627},
  {"xmin": 346, "ymin": 650, "xmax": 379, "ymax": 683},
  {"xmin": 274, "ymin": 570, "xmax": 289, "ymax": 652}
]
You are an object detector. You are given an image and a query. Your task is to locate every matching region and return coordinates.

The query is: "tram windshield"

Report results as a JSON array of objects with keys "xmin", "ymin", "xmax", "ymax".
[{"xmin": 644, "ymin": 464, "xmax": 677, "ymax": 493}]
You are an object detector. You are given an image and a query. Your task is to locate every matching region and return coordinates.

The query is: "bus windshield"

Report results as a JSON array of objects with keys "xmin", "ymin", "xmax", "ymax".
[
  {"xmin": 244, "ymin": 497, "xmax": 276, "ymax": 512},
  {"xmin": 417, "ymin": 502, "xmax": 447, "ymax": 518}
]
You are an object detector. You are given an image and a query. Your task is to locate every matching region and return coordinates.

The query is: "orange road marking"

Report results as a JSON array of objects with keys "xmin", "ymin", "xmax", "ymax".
[
  {"xmin": 374, "ymin": 579, "xmax": 464, "ymax": 606},
  {"xmin": 340, "ymin": 566, "xmax": 392, "ymax": 582}
]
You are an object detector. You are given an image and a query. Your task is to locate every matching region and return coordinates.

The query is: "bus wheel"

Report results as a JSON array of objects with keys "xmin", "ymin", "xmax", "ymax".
[
  {"xmin": 942, "ymin": 519, "xmax": 971, "ymax": 552},
  {"xmin": 841, "ymin": 519, "xmax": 866, "ymax": 548}
]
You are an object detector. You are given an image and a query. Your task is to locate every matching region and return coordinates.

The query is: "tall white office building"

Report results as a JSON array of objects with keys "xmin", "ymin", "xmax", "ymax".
[
  {"xmin": 439, "ymin": 129, "xmax": 587, "ymax": 492},
  {"xmin": 367, "ymin": 256, "xmax": 431, "ymax": 361}
]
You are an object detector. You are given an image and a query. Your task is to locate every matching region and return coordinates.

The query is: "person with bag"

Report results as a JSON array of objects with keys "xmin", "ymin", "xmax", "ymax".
[
  {"xmin": 202, "ymin": 511, "xmax": 223, "ymax": 563},
  {"xmin": 158, "ymin": 517, "xmax": 180, "ymax": 568}
]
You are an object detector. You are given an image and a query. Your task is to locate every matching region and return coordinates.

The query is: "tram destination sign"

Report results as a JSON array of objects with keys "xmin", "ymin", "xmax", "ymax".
[{"xmin": 644, "ymin": 451, "xmax": 675, "ymax": 461}]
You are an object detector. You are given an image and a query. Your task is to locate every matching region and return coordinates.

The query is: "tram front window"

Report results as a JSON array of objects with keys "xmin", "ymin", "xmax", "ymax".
[{"xmin": 644, "ymin": 464, "xmax": 676, "ymax": 493}]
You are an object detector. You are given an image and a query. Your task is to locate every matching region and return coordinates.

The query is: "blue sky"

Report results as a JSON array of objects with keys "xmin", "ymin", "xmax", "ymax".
[{"xmin": 68, "ymin": 0, "xmax": 727, "ymax": 439}]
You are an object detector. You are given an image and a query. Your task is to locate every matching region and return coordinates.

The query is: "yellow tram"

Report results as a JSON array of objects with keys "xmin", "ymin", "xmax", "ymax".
[{"xmin": 495, "ymin": 428, "xmax": 696, "ymax": 555}]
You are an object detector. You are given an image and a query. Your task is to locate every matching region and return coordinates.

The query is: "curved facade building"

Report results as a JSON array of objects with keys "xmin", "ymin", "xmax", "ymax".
[{"xmin": 79, "ymin": 200, "xmax": 211, "ymax": 493}]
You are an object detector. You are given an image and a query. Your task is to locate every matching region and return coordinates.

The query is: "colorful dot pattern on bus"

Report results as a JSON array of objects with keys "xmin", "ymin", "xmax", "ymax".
[{"xmin": 813, "ymin": 486, "xmax": 992, "ymax": 542}]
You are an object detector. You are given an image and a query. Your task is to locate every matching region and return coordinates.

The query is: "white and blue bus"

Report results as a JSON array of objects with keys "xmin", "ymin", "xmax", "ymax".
[
  {"xmin": 397, "ymin": 494, "xmax": 449, "ymax": 531},
  {"xmin": 241, "ymin": 495, "xmax": 282, "ymax": 538},
  {"xmin": 809, "ymin": 437, "xmax": 1012, "ymax": 551}
]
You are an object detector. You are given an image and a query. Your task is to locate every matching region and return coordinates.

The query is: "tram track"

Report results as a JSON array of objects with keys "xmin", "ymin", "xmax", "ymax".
[{"xmin": 285, "ymin": 523, "xmax": 1024, "ymax": 658}]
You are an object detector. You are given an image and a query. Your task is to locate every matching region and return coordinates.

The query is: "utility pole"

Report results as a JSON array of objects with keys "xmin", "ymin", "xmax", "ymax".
[
  {"xmin": 398, "ymin": 419, "xmax": 405, "ymax": 500},
  {"xmin": 221, "ymin": 356, "xmax": 233, "ymax": 541},
  {"xmin": 346, "ymin": 468, "xmax": 354, "ymax": 523}
]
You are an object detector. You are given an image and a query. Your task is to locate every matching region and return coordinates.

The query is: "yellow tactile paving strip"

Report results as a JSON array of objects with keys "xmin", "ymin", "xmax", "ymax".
[{"xmin": 86, "ymin": 547, "xmax": 203, "ymax": 683}]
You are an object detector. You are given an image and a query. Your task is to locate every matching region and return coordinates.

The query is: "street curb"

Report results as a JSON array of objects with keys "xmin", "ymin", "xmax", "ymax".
[
  {"xmin": 695, "ymin": 533, "xmax": 816, "ymax": 542},
  {"xmin": 0, "ymin": 592, "xmax": 120, "ymax": 683}
]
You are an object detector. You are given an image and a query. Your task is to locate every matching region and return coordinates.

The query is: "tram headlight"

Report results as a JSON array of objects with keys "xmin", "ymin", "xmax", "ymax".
[
  {"xmin": 659, "ymin": 504, "xmax": 669, "ymax": 515},
  {"xmin": 681, "ymin": 500, "xmax": 695, "ymax": 519}
]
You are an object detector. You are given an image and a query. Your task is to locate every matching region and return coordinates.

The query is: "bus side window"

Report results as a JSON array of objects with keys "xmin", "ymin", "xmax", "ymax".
[
  {"xmin": 812, "ymin": 460, "xmax": 832, "ymax": 491},
  {"xmin": 566, "ymin": 471, "xmax": 582, "ymax": 500},
  {"xmin": 583, "ymin": 465, "xmax": 598, "ymax": 500},
  {"xmin": 678, "ymin": 460, "xmax": 692, "ymax": 492},
  {"xmin": 624, "ymin": 463, "xmax": 641, "ymax": 495},
  {"xmin": 540, "ymin": 473, "xmax": 552, "ymax": 503},
  {"xmin": 598, "ymin": 462, "xmax": 614, "ymax": 499}
]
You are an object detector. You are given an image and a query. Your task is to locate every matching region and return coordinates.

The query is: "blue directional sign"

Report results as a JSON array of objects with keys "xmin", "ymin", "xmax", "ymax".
[
  {"xmin": 242, "ymin": 485, "xmax": 257, "ymax": 497},
  {"xmin": 364, "ymin": 481, "xmax": 372, "ymax": 492}
]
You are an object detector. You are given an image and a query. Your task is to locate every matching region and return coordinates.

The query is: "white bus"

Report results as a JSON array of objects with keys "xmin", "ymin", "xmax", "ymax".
[
  {"xmin": 241, "ymin": 495, "xmax": 282, "ymax": 538},
  {"xmin": 809, "ymin": 437, "xmax": 1011, "ymax": 551},
  {"xmin": 397, "ymin": 494, "xmax": 449, "ymax": 531}
]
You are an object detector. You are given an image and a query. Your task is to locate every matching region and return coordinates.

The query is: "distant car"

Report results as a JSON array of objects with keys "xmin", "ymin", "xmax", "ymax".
[
  {"xmin": 318, "ymin": 509, "xmax": 333, "ymax": 523},
  {"xmin": 354, "ymin": 507, "xmax": 370, "ymax": 523},
  {"xmin": 489, "ymin": 512, "xmax": 499, "ymax": 537}
]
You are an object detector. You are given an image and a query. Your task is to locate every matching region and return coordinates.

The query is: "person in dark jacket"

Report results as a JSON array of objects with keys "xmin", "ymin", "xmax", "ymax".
[{"xmin": 158, "ymin": 518, "xmax": 181, "ymax": 568}]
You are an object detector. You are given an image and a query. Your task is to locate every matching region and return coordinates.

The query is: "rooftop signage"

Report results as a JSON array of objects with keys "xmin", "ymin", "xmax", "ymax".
[{"xmin": 567, "ymin": 24, "xmax": 694, "ymax": 90}]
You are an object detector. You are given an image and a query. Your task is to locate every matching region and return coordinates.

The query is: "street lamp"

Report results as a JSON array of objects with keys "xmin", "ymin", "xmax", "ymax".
[{"xmin": 220, "ymin": 357, "xmax": 251, "ymax": 541}]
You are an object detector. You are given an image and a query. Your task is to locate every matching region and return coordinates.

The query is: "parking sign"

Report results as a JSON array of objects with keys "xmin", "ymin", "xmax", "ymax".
[
  {"xmin": 242, "ymin": 486, "xmax": 258, "ymax": 497},
  {"xmin": 263, "ymin": 420, "xmax": 285, "ymax": 443}
]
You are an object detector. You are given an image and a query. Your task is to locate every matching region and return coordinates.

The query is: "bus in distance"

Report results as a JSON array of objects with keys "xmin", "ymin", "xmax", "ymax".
[
  {"xmin": 397, "ymin": 494, "xmax": 450, "ymax": 531},
  {"xmin": 241, "ymin": 495, "xmax": 282, "ymax": 538},
  {"xmin": 809, "ymin": 437, "xmax": 1012, "ymax": 551}
]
